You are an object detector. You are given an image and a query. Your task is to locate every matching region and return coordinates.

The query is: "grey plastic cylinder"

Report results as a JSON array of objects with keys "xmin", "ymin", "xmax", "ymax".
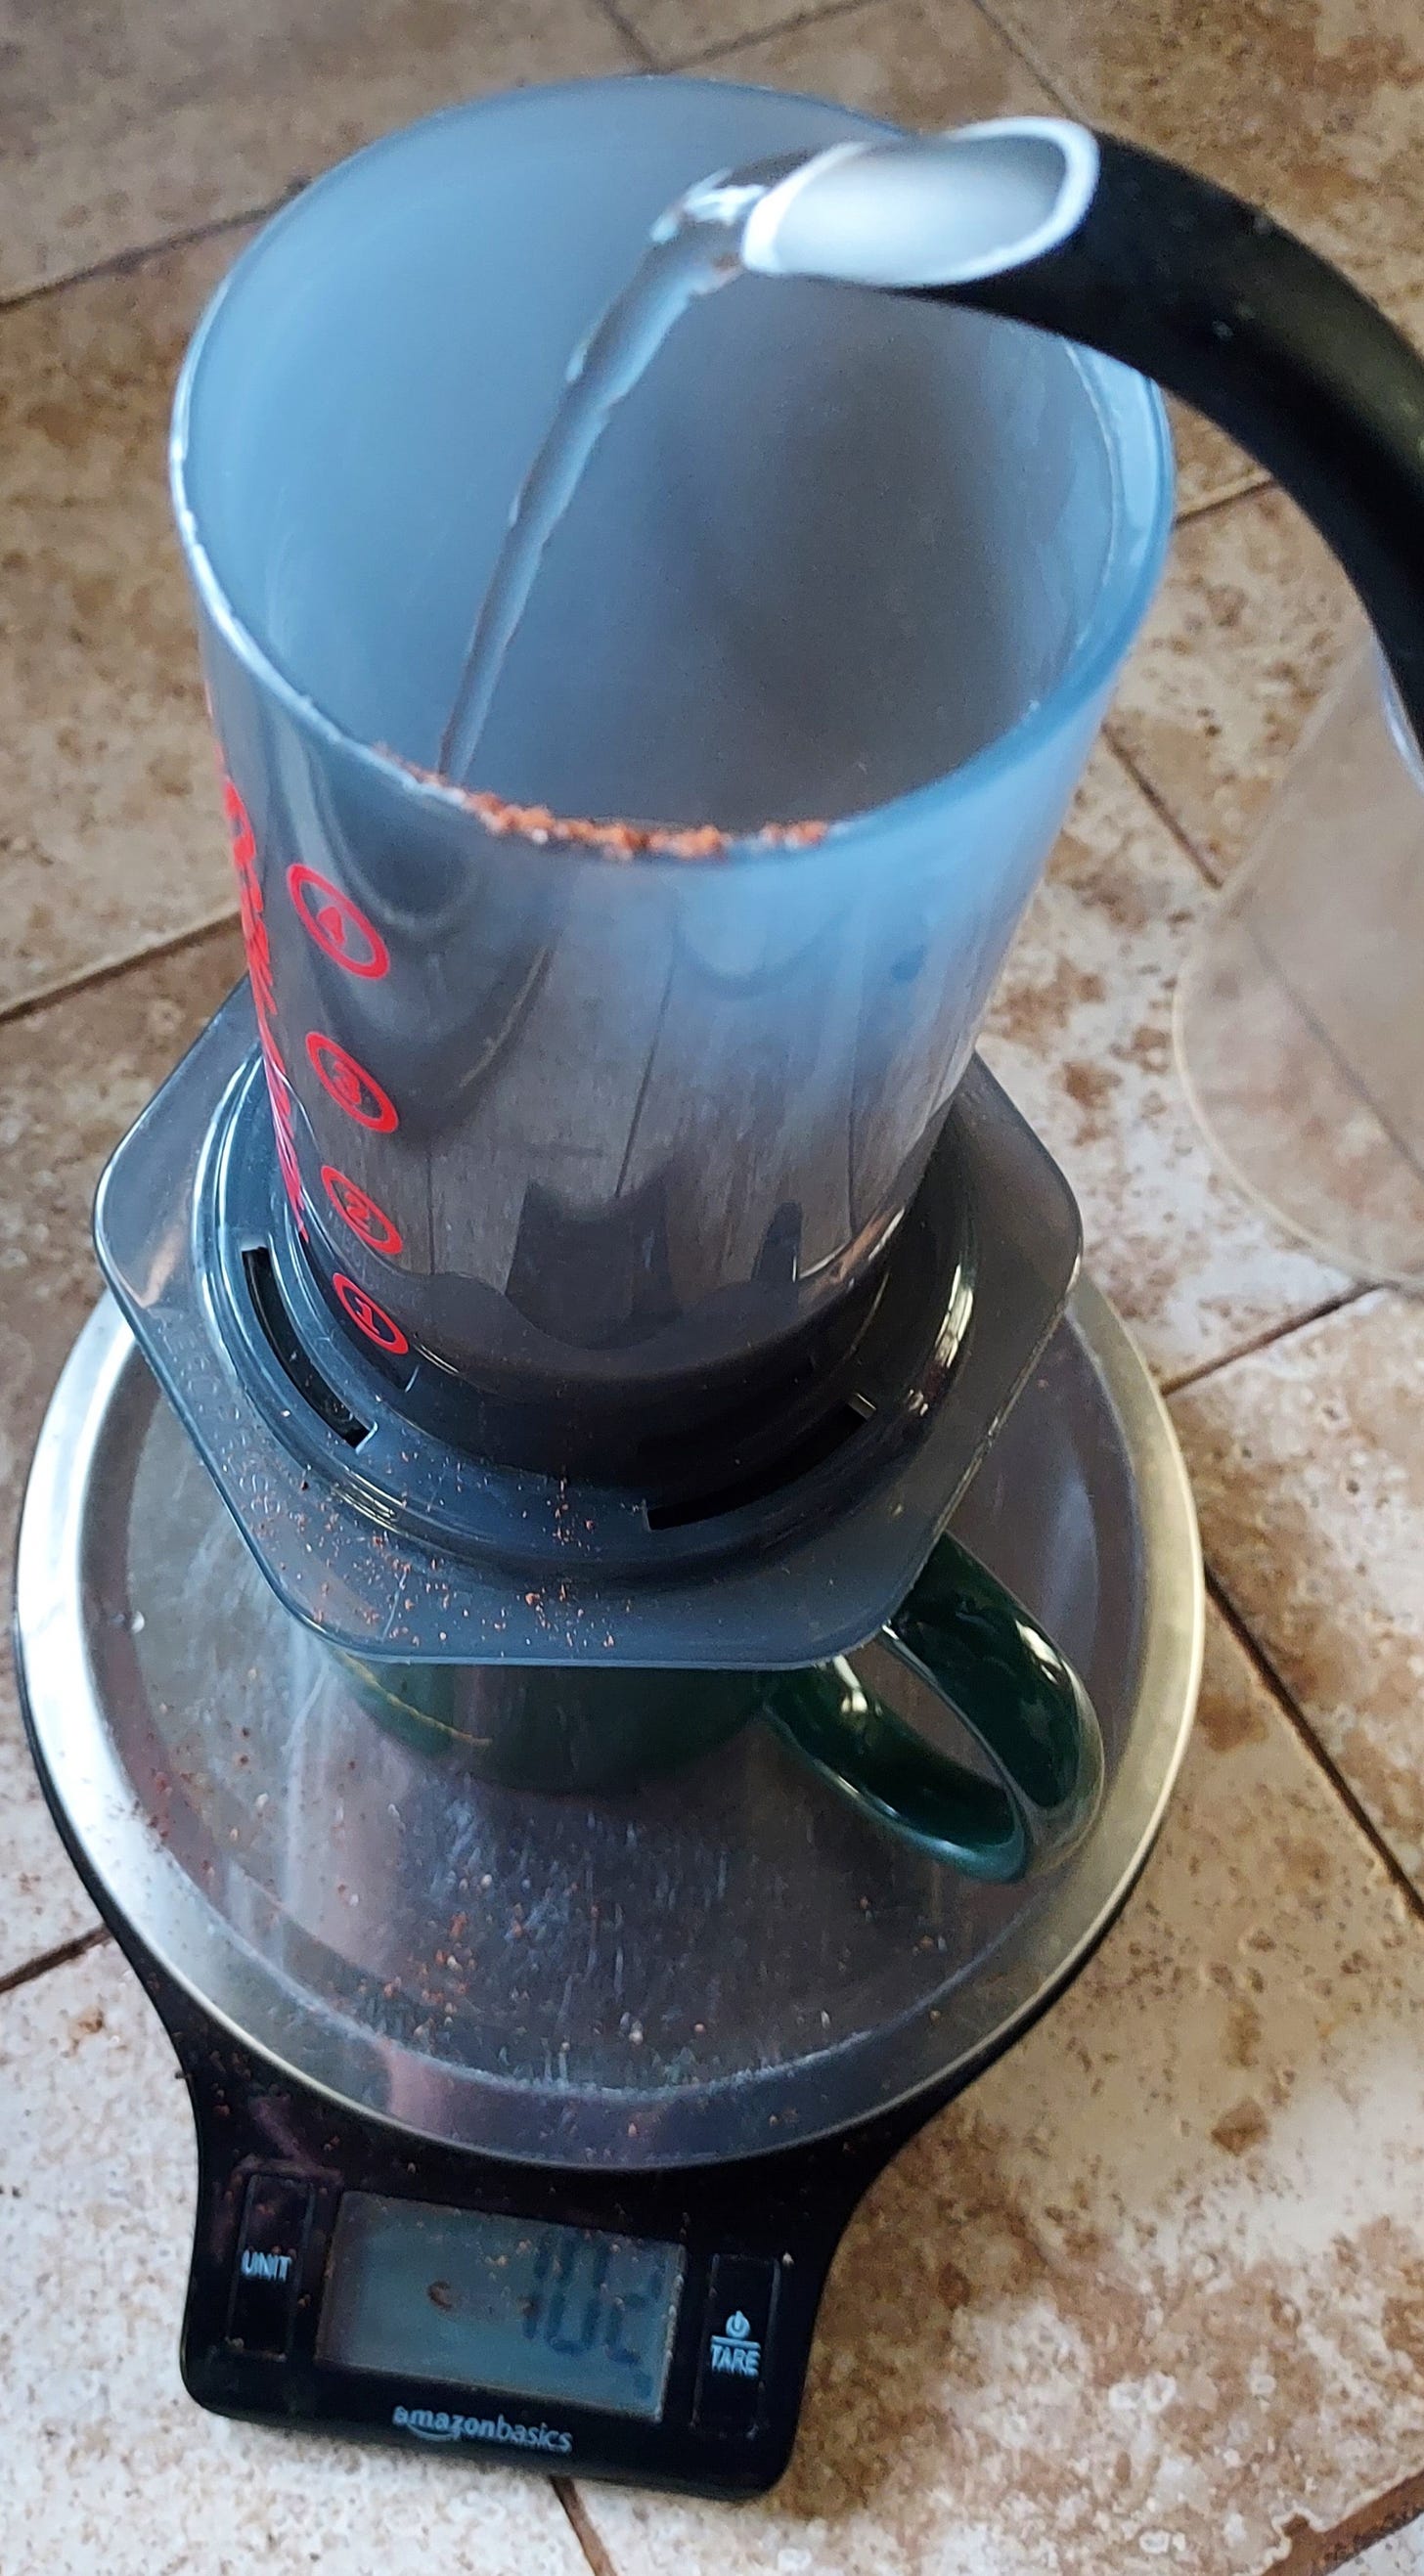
[{"xmin": 172, "ymin": 76, "xmax": 1170, "ymax": 1420}]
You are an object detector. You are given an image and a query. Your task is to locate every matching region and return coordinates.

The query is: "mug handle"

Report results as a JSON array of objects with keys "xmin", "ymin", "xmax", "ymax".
[{"xmin": 762, "ymin": 1532, "xmax": 1104, "ymax": 1882}]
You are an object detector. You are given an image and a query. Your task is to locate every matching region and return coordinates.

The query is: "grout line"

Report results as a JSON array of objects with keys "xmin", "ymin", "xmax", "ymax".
[
  {"xmin": 1102, "ymin": 728, "xmax": 1224, "ymax": 888},
  {"xmin": 0, "ymin": 1924, "xmax": 111, "ymax": 2003},
  {"xmin": 593, "ymin": 0, "xmax": 659, "ymax": 66},
  {"xmin": 1276, "ymin": 2475, "xmax": 1424, "ymax": 2574},
  {"xmin": 554, "ymin": 2480, "xmax": 622, "ymax": 2576},
  {"xmin": 1175, "ymin": 469, "xmax": 1272, "ymax": 521},
  {"xmin": 965, "ymin": 0, "xmax": 1084, "ymax": 113},
  {"xmin": 1206, "ymin": 1571, "xmax": 1424, "ymax": 1931},
  {"xmin": 0, "ymin": 907, "xmax": 241, "ymax": 1037},
  {"xmin": 1160, "ymin": 1285, "xmax": 1372, "ymax": 1398},
  {"xmin": 0, "ymin": 191, "xmax": 304, "ymax": 315},
  {"xmin": 663, "ymin": 0, "xmax": 872, "ymax": 70}
]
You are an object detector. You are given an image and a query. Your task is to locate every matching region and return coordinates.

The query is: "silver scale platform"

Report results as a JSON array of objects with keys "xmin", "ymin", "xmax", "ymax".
[{"xmin": 16, "ymin": 1273, "xmax": 1200, "ymax": 2493}]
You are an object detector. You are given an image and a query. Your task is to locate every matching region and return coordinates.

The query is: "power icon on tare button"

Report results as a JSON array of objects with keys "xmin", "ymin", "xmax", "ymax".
[
  {"xmin": 693, "ymin": 2258, "xmax": 779, "ymax": 2437},
  {"xmin": 709, "ymin": 2309, "xmax": 761, "ymax": 2377}
]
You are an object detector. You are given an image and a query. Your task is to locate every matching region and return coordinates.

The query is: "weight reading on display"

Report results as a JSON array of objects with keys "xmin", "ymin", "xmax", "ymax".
[{"xmin": 316, "ymin": 2196, "xmax": 686, "ymax": 2421}]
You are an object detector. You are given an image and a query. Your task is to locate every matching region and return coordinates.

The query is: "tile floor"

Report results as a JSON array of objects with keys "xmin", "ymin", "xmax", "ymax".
[{"xmin": 4, "ymin": 1, "xmax": 1424, "ymax": 2571}]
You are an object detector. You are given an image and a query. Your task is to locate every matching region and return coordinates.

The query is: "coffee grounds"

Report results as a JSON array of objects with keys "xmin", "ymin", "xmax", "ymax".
[{"xmin": 384, "ymin": 751, "xmax": 828, "ymax": 863}]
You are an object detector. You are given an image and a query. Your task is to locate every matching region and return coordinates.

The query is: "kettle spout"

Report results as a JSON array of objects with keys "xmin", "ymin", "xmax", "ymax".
[{"xmin": 739, "ymin": 116, "xmax": 1100, "ymax": 290}]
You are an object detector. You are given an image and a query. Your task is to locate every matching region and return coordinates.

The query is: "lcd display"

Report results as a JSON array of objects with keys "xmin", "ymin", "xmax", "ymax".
[{"xmin": 317, "ymin": 2194, "xmax": 685, "ymax": 2422}]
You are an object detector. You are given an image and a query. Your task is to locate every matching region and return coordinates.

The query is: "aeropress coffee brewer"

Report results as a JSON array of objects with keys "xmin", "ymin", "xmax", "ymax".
[{"xmin": 18, "ymin": 77, "xmax": 1419, "ymax": 2495}]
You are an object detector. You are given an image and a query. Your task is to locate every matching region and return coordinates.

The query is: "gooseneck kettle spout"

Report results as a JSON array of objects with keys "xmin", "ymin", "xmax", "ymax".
[{"xmin": 742, "ymin": 116, "xmax": 1424, "ymax": 749}]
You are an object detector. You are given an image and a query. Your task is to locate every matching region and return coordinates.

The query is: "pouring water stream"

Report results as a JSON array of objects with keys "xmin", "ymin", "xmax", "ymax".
[
  {"xmin": 438, "ymin": 123, "xmax": 1095, "ymax": 798},
  {"xmin": 437, "ymin": 164, "xmax": 791, "ymax": 787}
]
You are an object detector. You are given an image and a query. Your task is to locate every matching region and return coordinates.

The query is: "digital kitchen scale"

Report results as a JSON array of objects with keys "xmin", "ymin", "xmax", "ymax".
[
  {"xmin": 16, "ymin": 1273, "xmax": 1200, "ymax": 2498},
  {"xmin": 27, "ymin": 24, "xmax": 1424, "ymax": 2495}
]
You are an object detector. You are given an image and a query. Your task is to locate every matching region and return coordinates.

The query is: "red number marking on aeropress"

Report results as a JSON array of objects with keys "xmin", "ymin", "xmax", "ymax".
[
  {"xmin": 305, "ymin": 1032, "xmax": 399, "ymax": 1133},
  {"xmin": 287, "ymin": 864, "xmax": 390, "ymax": 979},
  {"xmin": 332, "ymin": 1273, "xmax": 409, "ymax": 1356},
  {"xmin": 321, "ymin": 1166, "xmax": 404, "ymax": 1260},
  {"xmin": 219, "ymin": 771, "xmax": 307, "ymax": 1235}
]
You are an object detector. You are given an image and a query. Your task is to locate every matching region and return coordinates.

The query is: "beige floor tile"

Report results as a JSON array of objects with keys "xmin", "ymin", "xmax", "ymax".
[
  {"xmin": 0, "ymin": 233, "xmax": 257, "ymax": 1012},
  {"xmin": 1356, "ymin": 2522, "xmax": 1424, "ymax": 2573},
  {"xmin": 1167, "ymin": 404, "xmax": 1267, "ymax": 519},
  {"xmin": 692, "ymin": 0, "xmax": 1058, "ymax": 127},
  {"xmin": 982, "ymin": 0, "xmax": 1424, "ymax": 341},
  {"xmin": 1110, "ymin": 485, "xmax": 1360, "ymax": 880},
  {"xmin": 578, "ymin": 1610, "xmax": 1424, "ymax": 2576},
  {"xmin": 1171, "ymin": 1290, "xmax": 1424, "ymax": 1894},
  {"xmin": 0, "ymin": 923, "xmax": 245, "ymax": 1980},
  {"xmin": 0, "ymin": 1942, "xmax": 591, "ymax": 2576},
  {"xmin": 979, "ymin": 741, "xmax": 1347, "ymax": 1382},
  {"xmin": 0, "ymin": 0, "xmax": 633, "ymax": 301},
  {"xmin": 617, "ymin": 0, "xmax": 808, "ymax": 64},
  {"xmin": 0, "ymin": 1661, "xmax": 96, "ymax": 1984}
]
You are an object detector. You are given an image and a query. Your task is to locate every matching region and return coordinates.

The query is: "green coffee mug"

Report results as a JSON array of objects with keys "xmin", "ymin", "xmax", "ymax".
[{"xmin": 337, "ymin": 1528, "xmax": 1102, "ymax": 1884}]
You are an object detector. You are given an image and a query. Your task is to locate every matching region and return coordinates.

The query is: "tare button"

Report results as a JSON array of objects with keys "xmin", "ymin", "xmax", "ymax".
[
  {"xmin": 692, "ymin": 2256, "xmax": 779, "ymax": 2437},
  {"xmin": 225, "ymin": 2174, "xmax": 313, "ymax": 2359}
]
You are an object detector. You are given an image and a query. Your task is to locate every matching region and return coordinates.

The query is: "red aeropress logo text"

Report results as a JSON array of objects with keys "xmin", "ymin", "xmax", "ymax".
[{"xmin": 221, "ymin": 775, "xmax": 306, "ymax": 1234}]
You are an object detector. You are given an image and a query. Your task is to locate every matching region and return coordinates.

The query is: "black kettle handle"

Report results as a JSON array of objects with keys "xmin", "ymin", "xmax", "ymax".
[{"xmin": 906, "ymin": 132, "xmax": 1424, "ymax": 750}]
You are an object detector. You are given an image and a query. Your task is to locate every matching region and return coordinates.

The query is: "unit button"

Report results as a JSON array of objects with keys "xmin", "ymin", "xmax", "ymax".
[
  {"xmin": 225, "ymin": 2175, "xmax": 313, "ymax": 2358},
  {"xmin": 692, "ymin": 2256, "xmax": 779, "ymax": 2437}
]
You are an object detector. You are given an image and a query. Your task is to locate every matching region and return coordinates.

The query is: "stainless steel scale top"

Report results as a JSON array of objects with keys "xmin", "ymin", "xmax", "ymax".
[{"xmin": 17, "ymin": 1278, "xmax": 1200, "ymax": 2171}]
